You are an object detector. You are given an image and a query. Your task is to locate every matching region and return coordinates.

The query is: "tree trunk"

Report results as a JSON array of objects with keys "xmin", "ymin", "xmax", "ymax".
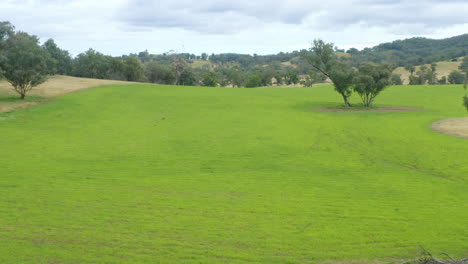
[
  {"xmin": 341, "ymin": 94, "xmax": 352, "ymax": 107},
  {"xmin": 20, "ymin": 93, "xmax": 26, "ymax": 100}
]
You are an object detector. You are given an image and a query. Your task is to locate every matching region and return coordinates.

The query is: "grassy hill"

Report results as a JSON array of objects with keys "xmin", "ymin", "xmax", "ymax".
[
  {"xmin": 0, "ymin": 76, "xmax": 134, "ymax": 113},
  {"xmin": 394, "ymin": 59, "xmax": 462, "ymax": 84},
  {"xmin": 0, "ymin": 83, "xmax": 467, "ymax": 263}
]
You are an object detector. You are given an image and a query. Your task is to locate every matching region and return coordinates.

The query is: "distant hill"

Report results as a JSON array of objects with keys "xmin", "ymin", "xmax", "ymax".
[
  {"xmin": 348, "ymin": 34, "xmax": 468, "ymax": 67},
  {"xmin": 184, "ymin": 34, "xmax": 468, "ymax": 75}
]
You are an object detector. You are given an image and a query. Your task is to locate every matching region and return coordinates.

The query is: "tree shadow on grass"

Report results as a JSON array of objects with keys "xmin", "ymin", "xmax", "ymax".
[
  {"xmin": 292, "ymin": 101, "xmax": 422, "ymax": 113},
  {"xmin": 0, "ymin": 94, "xmax": 43, "ymax": 103}
]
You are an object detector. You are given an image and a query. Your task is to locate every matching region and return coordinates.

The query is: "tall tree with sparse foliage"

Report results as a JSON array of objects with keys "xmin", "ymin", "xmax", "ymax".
[
  {"xmin": 302, "ymin": 39, "xmax": 355, "ymax": 107},
  {"xmin": 1, "ymin": 30, "xmax": 53, "ymax": 99}
]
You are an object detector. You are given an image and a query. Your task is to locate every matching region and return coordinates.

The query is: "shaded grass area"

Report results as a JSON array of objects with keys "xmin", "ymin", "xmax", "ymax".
[
  {"xmin": 0, "ymin": 94, "xmax": 45, "ymax": 103},
  {"xmin": 0, "ymin": 94, "xmax": 48, "ymax": 113},
  {"xmin": 0, "ymin": 84, "xmax": 467, "ymax": 263}
]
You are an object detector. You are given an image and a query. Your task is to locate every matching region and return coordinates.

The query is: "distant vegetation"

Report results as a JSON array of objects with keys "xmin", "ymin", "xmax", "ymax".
[
  {"xmin": 347, "ymin": 34, "xmax": 468, "ymax": 67},
  {"xmin": 0, "ymin": 20, "xmax": 467, "ymax": 106}
]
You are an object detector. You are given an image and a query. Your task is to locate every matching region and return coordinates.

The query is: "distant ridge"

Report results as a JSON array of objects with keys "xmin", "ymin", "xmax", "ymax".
[{"xmin": 349, "ymin": 33, "xmax": 468, "ymax": 66}]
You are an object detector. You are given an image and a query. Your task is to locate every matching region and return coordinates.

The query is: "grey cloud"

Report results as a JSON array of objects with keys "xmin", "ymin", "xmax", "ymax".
[
  {"xmin": 317, "ymin": 1, "xmax": 468, "ymax": 31},
  {"xmin": 118, "ymin": 0, "xmax": 320, "ymax": 33},
  {"xmin": 118, "ymin": 0, "xmax": 468, "ymax": 34}
]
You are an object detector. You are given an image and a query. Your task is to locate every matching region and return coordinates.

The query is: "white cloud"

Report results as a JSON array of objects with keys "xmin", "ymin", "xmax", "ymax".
[{"xmin": 0, "ymin": 0, "xmax": 466, "ymax": 56}]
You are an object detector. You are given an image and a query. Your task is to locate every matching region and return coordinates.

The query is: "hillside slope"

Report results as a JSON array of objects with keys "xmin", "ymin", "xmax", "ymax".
[{"xmin": 0, "ymin": 75, "xmax": 134, "ymax": 112}]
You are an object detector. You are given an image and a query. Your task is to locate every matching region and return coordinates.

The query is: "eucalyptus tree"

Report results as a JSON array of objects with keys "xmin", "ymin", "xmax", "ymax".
[{"xmin": 302, "ymin": 39, "xmax": 355, "ymax": 107}]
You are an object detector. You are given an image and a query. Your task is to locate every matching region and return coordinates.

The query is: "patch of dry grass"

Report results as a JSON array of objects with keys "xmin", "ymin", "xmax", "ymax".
[
  {"xmin": 0, "ymin": 75, "xmax": 133, "ymax": 112},
  {"xmin": 431, "ymin": 117, "xmax": 468, "ymax": 139}
]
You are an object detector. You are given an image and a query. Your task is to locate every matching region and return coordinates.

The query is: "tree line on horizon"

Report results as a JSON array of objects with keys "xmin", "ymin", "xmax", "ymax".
[{"xmin": 0, "ymin": 20, "xmax": 467, "ymax": 110}]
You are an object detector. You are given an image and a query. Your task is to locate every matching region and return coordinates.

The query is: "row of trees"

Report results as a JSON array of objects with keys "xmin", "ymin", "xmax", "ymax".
[
  {"xmin": 1, "ymin": 20, "xmax": 306, "ymax": 100},
  {"xmin": 68, "ymin": 50, "xmax": 306, "ymax": 88}
]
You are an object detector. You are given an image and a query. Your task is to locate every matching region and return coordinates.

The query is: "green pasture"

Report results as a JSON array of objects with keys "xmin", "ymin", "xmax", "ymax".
[{"xmin": 0, "ymin": 84, "xmax": 467, "ymax": 263}]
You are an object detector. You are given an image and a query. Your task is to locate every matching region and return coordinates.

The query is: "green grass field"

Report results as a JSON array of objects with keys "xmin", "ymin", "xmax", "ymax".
[{"xmin": 1, "ymin": 84, "xmax": 467, "ymax": 263}]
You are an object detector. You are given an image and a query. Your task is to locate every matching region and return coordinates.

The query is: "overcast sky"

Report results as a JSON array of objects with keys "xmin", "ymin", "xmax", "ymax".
[{"xmin": 1, "ymin": 0, "xmax": 467, "ymax": 57}]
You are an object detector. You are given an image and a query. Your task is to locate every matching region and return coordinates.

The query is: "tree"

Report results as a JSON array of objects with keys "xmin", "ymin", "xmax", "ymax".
[
  {"xmin": 178, "ymin": 67, "xmax": 196, "ymax": 86},
  {"xmin": 408, "ymin": 75, "xmax": 420, "ymax": 85},
  {"xmin": 461, "ymin": 56, "xmax": 468, "ymax": 111},
  {"xmin": 404, "ymin": 65, "xmax": 415, "ymax": 76},
  {"xmin": 72, "ymin": 49, "xmax": 110, "ymax": 79},
  {"xmin": 1, "ymin": 31, "xmax": 53, "ymax": 99},
  {"xmin": 459, "ymin": 56, "xmax": 468, "ymax": 89},
  {"xmin": 144, "ymin": 61, "xmax": 175, "ymax": 84},
  {"xmin": 463, "ymin": 95, "xmax": 468, "ymax": 111},
  {"xmin": 0, "ymin": 21, "xmax": 15, "ymax": 77},
  {"xmin": 106, "ymin": 57, "xmax": 126, "ymax": 80},
  {"xmin": 43, "ymin": 38, "xmax": 72, "ymax": 75},
  {"xmin": 201, "ymin": 71, "xmax": 218, "ymax": 87},
  {"xmin": 245, "ymin": 73, "xmax": 262, "ymax": 88},
  {"xmin": 0, "ymin": 21, "xmax": 14, "ymax": 40},
  {"xmin": 346, "ymin": 48, "xmax": 359, "ymax": 55},
  {"xmin": 353, "ymin": 63, "xmax": 392, "ymax": 107},
  {"xmin": 284, "ymin": 71, "xmax": 299, "ymax": 85},
  {"xmin": 222, "ymin": 67, "xmax": 244, "ymax": 87},
  {"xmin": 438, "ymin": 76, "xmax": 447, "ymax": 84},
  {"xmin": 390, "ymin": 73, "xmax": 403, "ymax": 85},
  {"xmin": 428, "ymin": 63, "xmax": 437, "ymax": 85},
  {"xmin": 301, "ymin": 71, "xmax": 325, "ymax": 87},
  {"xmin": 123, "ymin": 56, "xmax": 145, "ymax": 81},
  {"xmin": 448, "ymin": 71, "xmax": 465, "ymax": 84},
  {"xmin": 274, "ymin": 73, "xmax": 283, "ymax": 86},
  {"xmin": 171, "ymin": 56, "xmax": 198, "ymax": 86},
  {"xmin": 416, "ymin": 65, "xmax": 429, "ymax": 85},
  {"xmin": 302, "ymin": 39, "xmax": 355, "ymax": 107}
]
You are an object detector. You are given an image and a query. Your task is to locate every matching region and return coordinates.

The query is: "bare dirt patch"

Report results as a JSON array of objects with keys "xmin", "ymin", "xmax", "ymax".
[
  {"xmin": 317, "ymin": 106, "xmax": 422, "ymax": 113},
  {"xmin": 431, "ymin": 117, "xmax": 468, "ymax": 139},
  {"xmin": 0, "ymin": 75, "xmax": 134, "ymax": 113}
]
